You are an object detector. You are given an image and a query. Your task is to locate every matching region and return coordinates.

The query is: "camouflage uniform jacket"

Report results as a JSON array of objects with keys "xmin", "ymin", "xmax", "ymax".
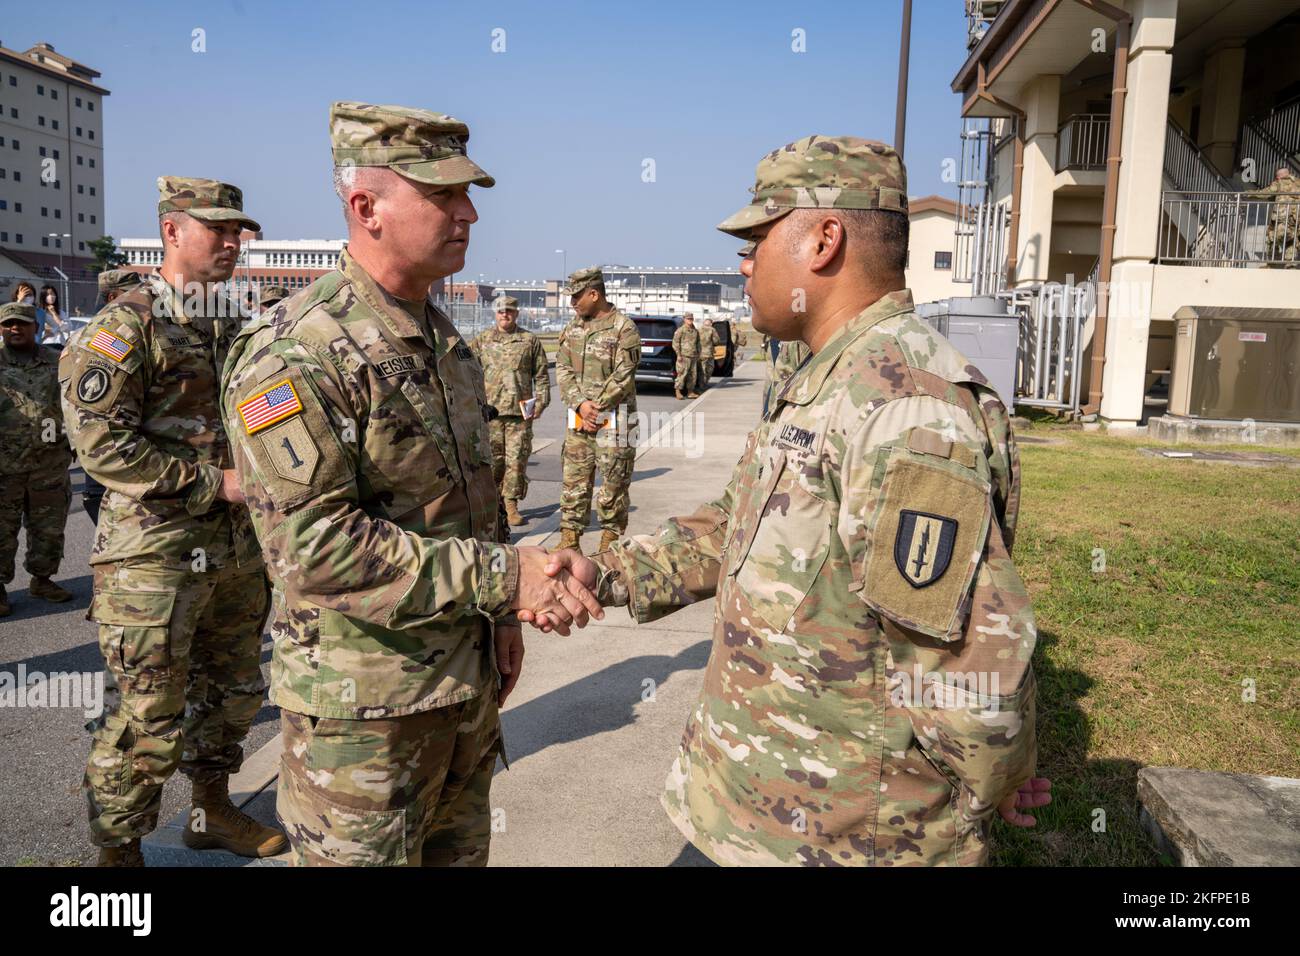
[
  {"xmin": 0, "ymin": 342, "xmax": 72, "ymax": 474},
  {"xmin": 698, "ymin": 324, "xmax": 719, "ymax": 360},
  {"xmin": 762, "ymin": 336, "xmax": 811, "ymax": 418},
  {"xmin": 594, "ymin": 290, "xmax": 1037, "ymax": 866},
  {"xmin": 469, "ymin": 326, "xmax": 550, "ymax": 419},
  {"xmin": 220, "ymin": 249, "xmax": 516, "ymax": 720},
  {"xmin": 672, "ymin": 324, "xmax": 700, "ymax": 358},
  {"xmin": 556, "ymin": 307, "xmax": 640, "ymax": 414},
  {"xmin": 59, "ymin": 271, "xmax": 260, "ymax": 568}
]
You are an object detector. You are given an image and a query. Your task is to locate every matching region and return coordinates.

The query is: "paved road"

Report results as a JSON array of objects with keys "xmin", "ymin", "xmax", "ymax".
[{"xmin": 0, "ymin": 366, "xmax": 723, "ymax": 866}]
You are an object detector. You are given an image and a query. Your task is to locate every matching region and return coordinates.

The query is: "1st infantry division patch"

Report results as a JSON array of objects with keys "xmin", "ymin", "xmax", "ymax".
[{"xmin": 238, "ymin": 379, "xmax": 304, "ymax": 434}]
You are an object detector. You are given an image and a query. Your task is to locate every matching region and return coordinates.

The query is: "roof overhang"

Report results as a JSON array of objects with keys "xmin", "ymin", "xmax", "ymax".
[{"xmin": 1173, "ymin": 305, "xmax": 1300, "ymax": 323}]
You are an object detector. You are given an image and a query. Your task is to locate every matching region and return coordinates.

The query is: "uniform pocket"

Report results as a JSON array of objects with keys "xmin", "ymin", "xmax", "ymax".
[
  {"xmin": 277, "ymin": 760, "xmax": 408, "ymax": 866},
  {"xmin": 92, "ymin": 589, "xmax": 176, "ymax": 685}
]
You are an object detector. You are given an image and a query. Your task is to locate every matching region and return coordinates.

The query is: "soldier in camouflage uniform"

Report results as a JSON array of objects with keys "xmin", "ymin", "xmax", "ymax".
[
  {"xmin": 672, "ymin": 313, "xmax": 700, "ymax": 400},
  {"xmin": 62, "ymin": 177, "xmax": 284, "ymax": 866},
  {"xmin": 541, "ymin": 136, "xmax": 1051, "ymax": 866},
  {"xmin": 1252, "ymin": 166, "xmax": 1300, "ymax": 267},
  {"xmin": 258, "ymin": 284, "xmax": 290, "ymax": 312},
  {"xmin": 697, "ymin": 317, "xmax": 719, "ymax": 392},
  {"xmin": 761, "ymin": 335, "xmax": 811, "ymax": 419},
  {"xmin": 556, "ymin": 266, "xmax": 642, "ymax": 553},
  {"xmin": 0, "ymin": 301, "xmax": 74, "ymax": 617},
  {"xmin": 222, "ymin": 102, "xmax": 602, "ymax": 867},
  {"xmin": 470, "ymin": 294, "xmax": 550, "ymax": 527}
]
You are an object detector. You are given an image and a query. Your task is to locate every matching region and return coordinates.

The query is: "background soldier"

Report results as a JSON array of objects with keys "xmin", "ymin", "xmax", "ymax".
[
  {"xmin": 0, "ymin": 301, "xmax": 73, "ymax": 617},
  {"xmin": 471, "ymin": 294, "xmax": 550, "ymax": 527},
  {"xmin": 761, "ymin": 335, "xmax": 811, "ymax": 419},
  {"xmin": 697, "ymin": 317, "xmax": 718, "ymax": 392},
  {"xmin": 672, "ymin": 313, "xmax": 700, "ymax": 400},
  {"xmin": 556, "ymin": 266, "xmax": 641, "ymax": 553},
  {"xmin": 541, "ymin": 136, "xmax": 1051, "ymax": 866},
  {"xmin": 62, "ymin": 177, "xmax": 282, "ymax": 866},
  {"xmin": 258, "ymin": 284, "xmax": 290, "ymax": 311},
  {"xmin": 222, "ymin": 102, "xmax": 601, "ymax": 868},
  {"xmin": 1252, "ymin": 166, "xmax": 1299, "ymax": 266}
]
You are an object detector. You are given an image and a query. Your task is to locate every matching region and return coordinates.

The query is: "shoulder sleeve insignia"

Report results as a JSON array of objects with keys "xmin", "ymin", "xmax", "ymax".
[
  {"xmin": 237, "ymin": 379, "xmax": 304, "ymax": 434},
  {"xmin": 86, "ymin": 329, "xmax": 133, "ymax": 363},
  {"xmin": 894, "ymin": 510, "xmax": 958, "ymax": 588}
]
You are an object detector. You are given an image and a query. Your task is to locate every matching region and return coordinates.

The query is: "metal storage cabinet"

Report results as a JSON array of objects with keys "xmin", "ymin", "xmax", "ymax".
[
  {"xmin": 917, "ymin": 296, "xmax": 1019, "ymax": 409},
  {"xmin": 1169, "ymin": 306, "xmax": 1300, "ymax": 422}
]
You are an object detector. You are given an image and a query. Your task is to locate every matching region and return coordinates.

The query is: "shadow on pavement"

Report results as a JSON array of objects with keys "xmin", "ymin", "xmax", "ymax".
[{"xmin": 499, "ymin": 639, "xmax": 710, "ymax": 766}]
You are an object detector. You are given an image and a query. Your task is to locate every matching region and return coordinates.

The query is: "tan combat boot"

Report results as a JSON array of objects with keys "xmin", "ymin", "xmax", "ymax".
[
  {"xmin": 598, "ymin": 530, "xmax": 620, "ymax": 552},
  {"xmin": 505, "ymin": 500, "xmax": 526, "ymax": 527},
  {"xmin": 686, "ymin": 391, "xmax": 700, "ymax": 399},
  {"xmin": 557, "ymin": 529, "xmax": 582, "ymax": 553},
  {"xmin": 0, "ymin": 585, "xmax": 9, "ymax": 618},
  {"xmin": 675, "ymin": 390, "xmax": 685, "ymax": 400},
  {"xmin": 183, "ymin": 777, "xmax": 288, "ymax": 858},
  {"xmin": 29, "ymin": 576, "xmax": 72, "ymax": 603},
  {"xmin": 98, "ymin": 838, "xmax": 144, "ymax": 867}
]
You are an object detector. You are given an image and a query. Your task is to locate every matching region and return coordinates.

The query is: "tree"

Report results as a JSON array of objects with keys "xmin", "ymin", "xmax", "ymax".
[{"xmin": 87, "ymin": 235, "xmax": 128, "ymax": 274}]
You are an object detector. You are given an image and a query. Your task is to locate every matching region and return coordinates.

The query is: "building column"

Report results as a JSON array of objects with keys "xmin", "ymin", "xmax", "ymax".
[
  {"xmin": 1197, "ymin": 40, "xmax": 1246, "ymax": 178},
  {"xmin": 1100, "ymin": 0, "xmax": 1178, "ymax": 427},
  {"xmin": 1013, "ymin": 75, "xmax": 1061, "ymax": 286}
]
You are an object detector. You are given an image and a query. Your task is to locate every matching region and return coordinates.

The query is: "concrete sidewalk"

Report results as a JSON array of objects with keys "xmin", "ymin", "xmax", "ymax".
[{"xmin": 144, "ymin": 359, "xmax": 761, "ymax": 866}]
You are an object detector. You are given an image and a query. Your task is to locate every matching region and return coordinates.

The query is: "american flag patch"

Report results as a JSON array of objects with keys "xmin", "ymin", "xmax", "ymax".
[
  {"xmin": 86, "ymin": 329, "xmax": 133, "ymax": 363},
  {"xmin": 237, "ymin": 380, "xmax": 304, "ymax": 434}
]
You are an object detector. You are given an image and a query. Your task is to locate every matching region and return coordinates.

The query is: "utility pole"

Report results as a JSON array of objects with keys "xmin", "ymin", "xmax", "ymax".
[{"xmin": 895, "ymin": 0, "xmax": 913, "ymax": 158}]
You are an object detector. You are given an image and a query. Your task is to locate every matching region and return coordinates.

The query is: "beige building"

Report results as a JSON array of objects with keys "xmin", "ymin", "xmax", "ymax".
[
  {"xmin": 0, "ymin": 40, "xmax": 107, "ymax": 306},
  {"xmin": 953, "ymin": 0, "xmax": 1300, "ymax": 428},
  {"xmin": 905, "ymin": 195, "xmax": 967, "ymax": 305}
]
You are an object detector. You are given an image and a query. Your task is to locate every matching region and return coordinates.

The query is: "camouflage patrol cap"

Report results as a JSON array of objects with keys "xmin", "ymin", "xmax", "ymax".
[
  {"xmin": 157, "ymin": 176, "xmax": 261, "ymax": 232},
  {"xmin": 259, "ymin": 284, "xmax": 290, "ymax": 307},
  {"xmin": 329, "ymin": 102, "xmax": 495, "ymax": 188},
  {"xmin": 0, "ymin": 301, "xmax": 37, "ymax": 324},
  {"xmin": 717, "ymin": 136, "xmax": 908, "ymax": 239},
  {"xmin": 97, "ymin": 268, "xmax": 143, "ymax": 295},
  {"xmin": 562, "ymin": 266, "xmax": 605, "ymax": 296},
  {"xmin": 493, "ymin": 295, "xmax": 520, "ymax": 312}
]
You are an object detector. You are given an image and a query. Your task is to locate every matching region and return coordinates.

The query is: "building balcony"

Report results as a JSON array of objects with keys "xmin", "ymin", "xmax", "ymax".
[{"xmin": 1056, "ymin": 114, "xmax": 1108, "ymax": 172}]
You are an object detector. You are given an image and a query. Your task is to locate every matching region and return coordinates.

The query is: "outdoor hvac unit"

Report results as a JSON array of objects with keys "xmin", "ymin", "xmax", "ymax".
[
  {"xmin": 916, "ymin": 296, "xmax": 1019, "ymax": 409},
  {"xmin": 1168, "ymin": 306, "xmax": 1300, "ymax": 422}
]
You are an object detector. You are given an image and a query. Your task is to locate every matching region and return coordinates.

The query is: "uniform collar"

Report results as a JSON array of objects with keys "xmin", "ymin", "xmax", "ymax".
[
  {"xmin": 579, "ymin": 307, "xmax": 620, "ymax": 332},
  {"xmin": 339, "ymin": 248, "xmax": 442, "ymax": 351},
  {"xmin": 781, "ymin": 289, "xmax": 914, "ymax": 407},
  {"xmin": 147, "ymin": 269, "xmax": 192, "ymax": 326}
]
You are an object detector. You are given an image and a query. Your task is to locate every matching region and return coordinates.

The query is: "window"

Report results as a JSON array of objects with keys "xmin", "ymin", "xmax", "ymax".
[
  {"xmin": 14, "ymin": 202, "xmax": 20, "ymax": 212},
  {"xmin": 90, "ymin": 214, "xmax": 96, "ymax": 224},
  {"xmin": 933, "ymin": 251, "xmax": 953, "ymax": 270},
  {"xmin": 11, "ymin": 139, "xmax": 17, "ymax": 149},
  {"xmin": 88, "ymin": 185, "xmax": 94, "ymax": 195},
  {"xmin": 75, "ymin": 126, "xmax": 81, "ymax": 136},
  {"xmin": 76, "ymin": 155, "xmax": 83, "ymax": 165},
  {"xmin": 37, "ymin": 84, "xmax": 44, "ymax": 95},
  {"xmin": 41, "ymin": 206, "xmax": 47, "ymax": 216},
  {"xmin": 0, "ymin": 137, "xmax": 4, "ymax": 147},
  {"xmin": 14, "ymin": 233, "xmax": 21, "ymax": 244},
  {"xmin": 39, "ymin": 146, "xmax": 46, "ymax": 157},
  {"xmin": 9, "ymin": 108, "xmax": 17, "ymax": 118},
  {"xmin": 51, "ymin": 119, "xmax": 58, "ymax": 130},
  {"xmin": 8, "ymin": 76, "xmax": 15, "ymax": 87},
  {"xmin": 0, "ymin": 200, "xmax": 5, "ymax": 210},
  {"xmin": 75, "ymin": 96, "xmax": 81, "ymax": 107},
  {"xmin": 54, "ymin": 209, "xmax": 60, "ymax": 219},
  {"xmin": 0, "ymin": 232, "xmax": 6, "ymax": 242},
  {"xmin": 0, "ymin": 169, "xmax": 5, "ymax": 179},
  {"xmin": 79, "ymin": 241, "xmax": 85, "ymax": 250},
  {"xmin": 88, "ymin": 101, "xmax": 94, "ymax": 111},
  {"xmin": 38, "ymin": 115, "xmax": 45, "ymax": 127},
  {"xmin": 89, "ymin": 158, "xmax": 95, "ymax": 168},
  {"xmin": 50, "ymin": 89, "xmax": 57, "ymax": 100},
  {"xmin": 53, "ymin": 149, "xmax": 58, "ymax": 160},
  {"xmin": 41, "ymin": 236, "xmax": 49, "ymax": 247},
  {"xmin": 77, "ymin": 184, "xmax": 83, "ymax": 194},
  {"xmin": 88, "ymin": 130, "xmax": 94, "ymax": 140},
  {"xmin": 78, "ymin": 212, "xmax": 83, "ymax": 222}
]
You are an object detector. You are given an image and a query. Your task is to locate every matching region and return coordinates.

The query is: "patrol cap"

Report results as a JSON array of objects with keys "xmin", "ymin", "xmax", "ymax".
[
  {"xmin": 97, "ymin": 269, "xmax": 143, "ymax": 295},
  {"xmin": 737, "ymin": 241, "xmax": 756, "ymax": 257},
  {"xmin": 717, "ymin": 135, "xmax": 908, "ymax": 240},
  {"xmin": 259, "ymin": 284, "xmax": 290, "ymax": 308},
  {"xmin": 493, "ymin": 295, "xmax": 520, "ymax": 312},
  {"xmin": 0, "ymin": 302, "xmax": 37, "ymax": 324},
  {"xmin": 562, "ymin": 266, "xmax": 605, "ymax": 296},
  {"xmin": 157, "ymin": 176, "xmax": 261, "ymax": 233},
  {"xmin": 329, "ymin": 102, "xmax": 495, "ymax": 188}
]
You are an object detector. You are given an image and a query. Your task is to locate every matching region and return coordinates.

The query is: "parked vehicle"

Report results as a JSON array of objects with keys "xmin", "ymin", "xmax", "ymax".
[{"xmin": 631, "ymin": 314, "xmax": 737, "ymax": 384}]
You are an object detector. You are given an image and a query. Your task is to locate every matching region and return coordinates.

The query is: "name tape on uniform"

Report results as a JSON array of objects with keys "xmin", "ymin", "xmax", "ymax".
[
  {"xmin": 86, "ymin": 329, "xmax": 133, "ymax": 363},
  {"xmin": 238, "ymin": 379, "xmax": 304, "ymax": 434}
]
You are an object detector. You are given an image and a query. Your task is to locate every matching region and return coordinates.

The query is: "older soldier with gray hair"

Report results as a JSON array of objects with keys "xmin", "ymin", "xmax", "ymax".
[
  {"xmin": 470, "ymin": 294, "xmax": 550, "ymax": 527},
  {"xmin": 62, "ymin": 177, "xmax": 283, "ymax": 866},
  {"xmin": 222, "ymin": 102, "xmax": 602, "ymax": 867},
  {"xmin": 537, "ymin": 136, "xmax": 1051, "ymax": 866}
]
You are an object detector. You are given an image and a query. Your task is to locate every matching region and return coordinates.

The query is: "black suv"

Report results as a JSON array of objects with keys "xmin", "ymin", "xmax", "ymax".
[{"xmin": 631, "ymin": 314, "xmax": 736, "ymax": 385}]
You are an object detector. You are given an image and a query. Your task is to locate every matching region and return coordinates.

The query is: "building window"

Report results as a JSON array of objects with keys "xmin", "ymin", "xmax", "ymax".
[
  {"xmin": 0, "ymin": 200, "xmax": 5, "ymax": 210},
  {"xmin": 41, "ymin": 206, "xmax": 47, "ymax": 216},
  {"xmin": 14, "ymin": 233, "xmax": 21, "ymax": 244},
  {"xmin": 0, "ymin": 137, "xmax": 4, "ymax": 147},
  {"xmin": 37, "ymin": 84, "xmax": 44, "ymax": 95},
  {"xmin": 89, "ymin": 158, "xmax": 95, "ymax": 168},
  {"xmin": 88, "ymin": 101, "xmax": 94, "ymax": 111},
  {"xmin": 14, "ymin": 202, "xmax": 20, "ymax": 212},
  {"xmin": 76, "ymin": 155, "xmax": 83, "ymax": 165},
  {"xmin": 39, "ymin": 146, "xmax": 46, "ymax": 157},
  {"xmin": 88, "ymin": 185, "xmax": 94, "ymax": 195},
  {"xmin": 0, "ymin": 232, "xmax": 6, "ymax": 242},
  {"xmin": 75, "ymin": 96, "xmax": 82, "ymax": 107},
  {"xmin": 90, "ymin": 214, "xmax": 96, "ymax": 224},
  {"xmin": 77, "ymin": 184, "xmax": 83, "ymax": 194},
  {"xmin": 51, "ymin": 119, "xmax": 58, "ymax": 130},
  {"xmin": 79, "ymin": 241, "xmax": 85, "ymax": 250},
  {"xmin": 7, "ymin": 76, "xmax": 14, "ymax": 86},
  {"xmin": 933, "ymin": 251, "xmax": 953, "ymax": 270},
  {"xmin": 38, "ymin": 116, "xmax": 45, "ymax": 127},
  {"xmin": 78, "ymin": 212, "xmax": 83, "ymax": 222},
  {"xmin": 0, "ymin": 169, "xmax": 5, "ymax": 179},
  {"xmin": 10, "ymin": 107, "xmax": 17, "ymax": 118},
  {"xmin": 54, "ymin": 209, "xmax": 60, "ymax": 219},
  {"xmin": 75, "ymin": 126, "xmax": 81, "ymax": 136},
  {"xmin": 41, "ymin": 236, "xmax": 49, "ymax": 247},
  {"xmin": 88, "ymin": 130, "xmax": 95, "ymax": 140},
  {"xmin": 11, "ymin": 139, "xmax": 17, "ymax": 149},
  {"xmin": 10, "ymin": 171, "xmax": 16, "ymax": 182},
  {"xmin": 50, "ymin": 89, "xmax": 57, "ymax": 100}
]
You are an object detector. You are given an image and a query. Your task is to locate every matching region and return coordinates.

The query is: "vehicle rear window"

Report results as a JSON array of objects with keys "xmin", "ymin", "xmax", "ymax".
[{"xmin": 635, "ymin": 319, "xmax": 677, "ymax": 340}]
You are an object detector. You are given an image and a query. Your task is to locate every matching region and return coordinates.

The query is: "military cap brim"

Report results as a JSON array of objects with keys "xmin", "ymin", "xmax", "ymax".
[
  {"xmin": 716, "ymin": 199, "xmax": 794, "ymax": 240},
  {"xmin": 391, "ymin": 154, "xmax": 496, "ymax": 189},
  {"xmin": 184, "ymin": 205, "xmax": 262, "ymax": 233},
  {"xmin": 0, "ymin": 302, "xmax": 37, "ymax": 323}
]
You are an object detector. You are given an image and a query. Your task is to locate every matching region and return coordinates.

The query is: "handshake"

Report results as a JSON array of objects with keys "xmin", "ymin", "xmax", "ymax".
[{"xmin": 508, "ymin": 545, "xmax": 607, "ymax": 634}]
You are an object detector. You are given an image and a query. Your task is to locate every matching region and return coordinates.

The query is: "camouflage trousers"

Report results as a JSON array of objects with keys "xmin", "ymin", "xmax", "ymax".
[
  {"xmin": 489, "ymin": 415, "xmax": 533, "ymax": 503},
  {"xmin": 0, "ymin": 466, "xmax": 71, "ymax": 584},
  {"xmin": 559, "ymin": 427, "xmax": 635, "ymax": 534},
  {"xmin": 83, "ymin": 557, "xmax": 270, "ymax": 846},
  {"xmin": 277, "ymin": 691, "xmax": 502, "ymax": 866},
  {"xmin": 674, "ymin": 354, "xmax": 699, "ymax": 393},
  {"xmin": 697, "ymin": 355, "xmax": 713, "ymax": 390}
]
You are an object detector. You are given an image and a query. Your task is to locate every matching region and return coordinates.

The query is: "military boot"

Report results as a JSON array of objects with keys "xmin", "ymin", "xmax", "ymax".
[
  {"xmin": 505, "ymin": 500, "xmax": 526, "ymax": 527},
  {"xmin": 557, "ymin": 529, "xmax": 582, "ymax": 553},
  {"xmin": 598, "ymin": 530, "xmax": 620, "ymax": 552},
  {"xmin": 98, "ymin": 839, "xmax": 144, "ymax": 867},
  {"xmin": 687, "ymin": 391, "xmax": 700, "ymax": 399},
  {"xmin": 0, "ymin": 585, "xmax": 10, "ymax": 618},
  {"xmin": 29, "ymin": 576, "xmax": 72, "ymax": 603},
  {"xmin": 183, "ymin": 777, "xmax": 288, "ymax": 858},
  {"xmin": 675, "ymin": 389, "xmax": 685, "ymax": 400}
]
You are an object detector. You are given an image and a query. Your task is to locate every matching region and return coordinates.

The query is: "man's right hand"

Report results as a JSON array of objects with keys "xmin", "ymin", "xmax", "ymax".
[
  {"xmin": 513, "ymin": 546, "xmax": 604, "ymax": 635},
  {"xmin": 517, "ymin": 548, "xmax": 603, "ymax": 632},
  {"xmin": 216, "ymin": 468, "xmax": 244, "ymax": 503},
  {"xmin": 578, "ymin": 400, "xmax": 602, "ymax": 433}
]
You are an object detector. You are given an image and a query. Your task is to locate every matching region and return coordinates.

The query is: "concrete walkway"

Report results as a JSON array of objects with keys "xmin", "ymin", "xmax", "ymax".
[{"xmin": 145, "ymin": 359, "xmax": 762, "ymax": 866}]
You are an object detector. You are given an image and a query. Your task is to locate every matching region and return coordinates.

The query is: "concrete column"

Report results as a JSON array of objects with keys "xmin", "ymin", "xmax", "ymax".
[
  {"xmin": 1198, "ymin": 40, "xmax": 1246, "ymax": 178},
  {"xmin": 1013, "ymin": 75, "xmax": 1061, "ymax": 286},
  {"xmin": 1100, "ymin": 0, "xmax": 1178, "ymax": 427}
]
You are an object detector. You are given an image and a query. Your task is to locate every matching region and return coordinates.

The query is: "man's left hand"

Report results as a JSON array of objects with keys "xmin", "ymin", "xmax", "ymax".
[
  {"xmin": 494, "ymin": 623, "xmax": 524, "ymax": 706},
  {"xmin": 997, "ymin": 777, "xmax": 1053, "ymax": 827}
]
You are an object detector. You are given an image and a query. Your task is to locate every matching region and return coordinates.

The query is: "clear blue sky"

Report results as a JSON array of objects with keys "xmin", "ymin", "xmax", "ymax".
[{"xmin": 18, "ymin": 0, "xmax": 969, "ymax": 280}]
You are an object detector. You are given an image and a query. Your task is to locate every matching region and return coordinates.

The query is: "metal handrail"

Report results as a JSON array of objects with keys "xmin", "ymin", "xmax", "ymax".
[
  {"xmin": 1056, "ymin": 114, "xmax": 1109, "ymax": 171},
  {"xmin": 1157, "ymin": 190, "xmax": 1297, "ymax": 266},
  {"xmin": 1163, "ymin": 117, "xmax": 1235, "ymax": 194}
]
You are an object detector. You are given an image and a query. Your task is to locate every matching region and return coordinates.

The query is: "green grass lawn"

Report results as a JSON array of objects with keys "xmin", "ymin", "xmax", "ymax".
[{"xmin": 990, "ymin": 417, "xmax": 1300, "ymax": 866}]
